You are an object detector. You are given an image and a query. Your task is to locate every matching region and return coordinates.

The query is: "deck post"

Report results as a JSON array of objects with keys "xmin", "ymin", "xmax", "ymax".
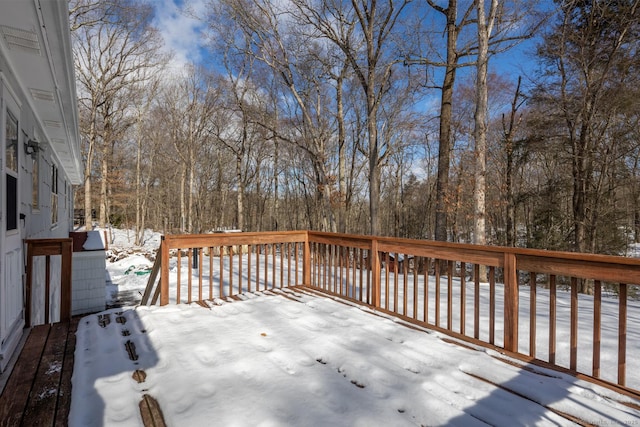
[
  {"xmin": 370, "ymin": 238, "xmax": 381, "ymax": 308},
  {"xmin": 60, "ymin": 239, "xmax": 72, "ymax": 322},
  {"xmin": 160, "ymin": 238, "xmax": 169, "ymax": 306},
  {"xmin": 503, "ymin": 252, "xmax": 518, "ymax": 353},
  {"xmin": 303, "ymin": 232, "xmax": 311, "ymax": 286},
  {"xmin": 25, "ymin": 242, "xmax": 34, "ymax": 328}
]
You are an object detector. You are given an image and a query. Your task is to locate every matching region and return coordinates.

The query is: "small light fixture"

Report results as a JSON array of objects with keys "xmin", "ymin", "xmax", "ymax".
[{"xmin": 24, "ymin": 138, "xmax": 42, "ymax": 158}]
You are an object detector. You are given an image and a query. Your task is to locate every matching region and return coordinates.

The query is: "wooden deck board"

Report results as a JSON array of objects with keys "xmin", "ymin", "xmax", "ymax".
[
  {"xmin": 0, "ymin": 324, "xmax": 50, "ymax": 426},
  {"xmin": 22, "ymin": 322, "xmax": 69, "ymax": 425},
  {"xmin": 54, "ymin": 318, "xmax": 78, "ymax": 427},
  {"xmin": 0, "ymin": 319, "xmax": 78, "ymax": 427}
]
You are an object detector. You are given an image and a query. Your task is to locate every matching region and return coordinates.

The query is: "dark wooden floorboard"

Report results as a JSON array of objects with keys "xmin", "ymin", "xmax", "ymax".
[
  {"xmin": 0, "ymin": 319, "xmax": 78, "ymax": 427},
  {"xmin": 22, "ymin": 322, "xmax": 69, "ymax": 426},
  {"xmin": 54, "ymin": 318, "xmax": 78, "ymax": 427},
  {"xmin": 0, "ymin": 325, "xmax": 49, "ymax": 426}
]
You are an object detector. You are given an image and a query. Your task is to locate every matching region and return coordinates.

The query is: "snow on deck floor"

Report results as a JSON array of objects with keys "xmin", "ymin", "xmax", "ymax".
[{"xmin": 70, "ymin": 289, "xmax": 640, "ymax": 427}]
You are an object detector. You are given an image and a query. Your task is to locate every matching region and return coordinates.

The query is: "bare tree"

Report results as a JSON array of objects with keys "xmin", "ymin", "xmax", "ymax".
[
  {"xmin": 291, "ymin": 0, "xmax": 411, "ymax": 235},
  {"xmin": 421, "ymin": 0, "xmax": 477, "ymax": 241},
  {"xmin": 71, "ymin": 0, "xmax": 165, "ymax": 228},
  {"xmin": 472, "ymin": 0, "xmax": 498, "ymax": 248},
  {"xmin": 158, "ymin": 67, "xmax": 220, "ymax": 233},
  {"xmin": 534, "ymin": 0, "xmax": 640, "ymax": 256}
]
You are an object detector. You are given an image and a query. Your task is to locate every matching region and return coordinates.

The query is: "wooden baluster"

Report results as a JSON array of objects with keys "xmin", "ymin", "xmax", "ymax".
[
  {"xmin": 529, "ymin": 271, "xmax": 536, "ymax": 358},
  {"xmin": 460, "ymin": 262, "xmax": 466, "ymax": 335},
  {"xmin": 238, "ymin": 244, "xmax": 243, "ymax": 294},
  {"xmin": 394, "ymin": 253, "xmax": 399, "ymax": 313},
  {"xmin": 160, "ymin": 239, "xmax": 169, "ymax": 306},
  {"xmin": 187, "ymin": 249, "xmax": 193, "ymax": 303},
  {"xmin": 359, "ymin": 249, "xmax": 364, "ymax": 301},
  {"xmin": 264, "ymin": 244, "xmax": 269, "ymax": 291},
  {"xmin": 219, "ymin": 246, "xmax": 224, "ymax": 297},
  {"xmin": 247, "ymin": 245, "xmax": 252, "ymax": 293},
  {"xmin": 435, "ymin": 260, "xmax": 441, "ymax": 327},
  {"xmin": 371, "ymin": 240, "xmax": 381, "ymax": 308},
  {"xmin": 474, "ymin": 264, "xmax": 480, "ymax": 339},
  {"xmin": 229, "ymin": 246, "xmax": 233, "ymax": 297},
  {"xmin": 199, "ymin": 247, "xmax": 204, "ymax": 301},
  {"xmin": 618, "ymin": 283, "xmax": 627, "ymax": 386},
  {"xmin": 447, "ymin": 261, "xmax": 453, "ymax": 330},
  {"xmin": 45, "ymin": 255, "xmax": 51, "ymax": 323},
  {"xmin": 403, "ymin": 253, "xmax": 409, "ymax": 316},
  {"xmin": 272, "ymin": 244, "xmax": 277, "ymax": 290},
  {"xmin": 549, "ymin": 275, "xmax": 557, "ymax": 364},
  {"xmin": 491, "ymin": 265, "xmax": 499, "ymax": 347},
  {"xmin": 413, "ymin": 257, "xmax": 418, "ymax": 320},
  {"xmin": 177, "ymin": 250, "xmax": 182, "ymax": 304},
  {"xmin": 424, "ymin": 258, "xmax": 429, "ymax": 324},
  {"xmin": 209, "ymin": 247, "xmax": 214, "ymax": 300},
  {"xmin": 570, "ymin": 277, "xmax": 578, "ymax": 371},
  {"xmin": 592, "ymin": 279, "xmax": 601, "ymax": 377},
  {"xmin": 385, "ymin": 252, "xmax": 390, "ymax": 311}
]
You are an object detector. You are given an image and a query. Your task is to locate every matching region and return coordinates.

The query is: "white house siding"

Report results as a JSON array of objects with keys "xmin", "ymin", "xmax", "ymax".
[{"xmin": 0, "ymin": 0, "xmax": 81, "ymax": 372}]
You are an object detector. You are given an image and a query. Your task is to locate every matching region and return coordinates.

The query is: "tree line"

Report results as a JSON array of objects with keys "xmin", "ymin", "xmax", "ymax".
[{"xmin": 70, "ymin": 0, "xmax": 640, "ymax": 256}]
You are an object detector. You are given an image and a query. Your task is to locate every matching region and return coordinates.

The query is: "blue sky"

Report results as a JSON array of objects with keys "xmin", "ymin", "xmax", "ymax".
[
  {"xmin": 153, "ymin": 0, "xmax": 209, "ymax": 72},
  {"xmin": 153, "ymin": 0, "xmax": 549, "ymax": 80}
]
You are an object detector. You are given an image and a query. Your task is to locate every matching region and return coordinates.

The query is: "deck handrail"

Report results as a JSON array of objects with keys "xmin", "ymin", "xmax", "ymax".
[
  {"xmin": 154, "ymin": 230, "xmax": 640, "ymax": 395},
  {"xmin": 24, "ymin": 238, "xmax": 73, "ymax": 327}
]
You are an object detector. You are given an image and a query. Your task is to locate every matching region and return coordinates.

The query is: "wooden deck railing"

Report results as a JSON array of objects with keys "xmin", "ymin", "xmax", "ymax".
[
  {"xmin": 150, "ymin": 231, "xmax": 640, "ymax": 395},
  {"xmin": 156, "ymin": 231, "xmax": 309, "ymax": 306},
  {"xmin": 24, "ymin": 238, "xmax": 73, "ymax": 327}
]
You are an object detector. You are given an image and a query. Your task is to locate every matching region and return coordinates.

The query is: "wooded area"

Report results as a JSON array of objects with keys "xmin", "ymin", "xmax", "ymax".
[{"xmin": 70, "ymin": 0, "xmax": 640, "ymax": 256}]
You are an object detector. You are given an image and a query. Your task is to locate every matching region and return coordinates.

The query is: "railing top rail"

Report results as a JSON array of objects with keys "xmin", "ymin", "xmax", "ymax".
[
  {"xmin": 162, "ymin": 231, "xmax": 308, "ymax": 249},
  {"xmin": 25, "ymin": 238, "xmax": 74, "ymax": 256},
  {"xmin": 160, "ymin": 230, "xmax": 640, "ymax": 283},
  {"xmin": 24, "ymin": 238, "xmax": 73, "ymax": 244},
  {"xmin": 308, "ymin": 231, "xmax": 640, "ymax": 267}
]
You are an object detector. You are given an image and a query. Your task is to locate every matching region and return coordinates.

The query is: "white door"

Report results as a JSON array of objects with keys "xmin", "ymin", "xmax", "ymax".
[{"xmin": 0, "ymin": 84, "xmax": 23, "ymax": 372}]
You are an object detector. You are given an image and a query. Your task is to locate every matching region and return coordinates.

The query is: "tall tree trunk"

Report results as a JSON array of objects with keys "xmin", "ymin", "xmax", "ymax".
[
  {"xmin": 473, "ymin": 0, "xmax": 497, "ymax": 249},
  {"xmin": 368, "ymin": 116, "xmax": 380, "ymax": 236},
  {"xmin": 84, "ymin": 114, "xmax": 96, "ymax": 229},
  {"xmin": 273, "ymin": 129, "xmax": 279, "ymax": 231},
  {"xmin": 504, "ymin": 77, "xmax": 522, "ymax": 247},
  {"xmin": 433, "ymin": 0, "xmax": 460, "ymax": 242},
  {"xmin": 135, "ymin": 127, "xmax": 142, "ymax": 245},
  {"xmin": 180, "ymin": 165, "xmax": 187, "ymax": 233},
  {"xmin": 236, "ymin": 151, "xmax": 244, "ymax": 230},
  {"xmin": 337, "ymin": 73, "xmax": 347, "ymax": 234},
  {"xmin": 188, "ymin": 156, "xmax": 195, "ymax": 233},
  {"xmin": 572, "ymin": 121, "xmax": 590, "ymax": 254},
  {"xmin": 99, "ymin": 146, "xmax": 108, "ymax": 227},
  {"xmin": 473, "ymin": 0, "xmax": 497, "ymax": 282}
]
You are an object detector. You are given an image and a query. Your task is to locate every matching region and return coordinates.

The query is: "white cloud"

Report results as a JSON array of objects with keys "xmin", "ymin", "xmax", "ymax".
[{"xmin": 153, "ymin": 0, "xmax": 208, "ymax": 72}]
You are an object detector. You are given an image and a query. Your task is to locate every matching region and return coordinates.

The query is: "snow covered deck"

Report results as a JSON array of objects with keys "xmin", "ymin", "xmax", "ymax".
[
  {"xmin": 2, "ymin": 287, "xmax": 640, "ymax": 426},
  {"xmin": 75, "ymin": 287, "xmax": 640, "ymax": 425}
]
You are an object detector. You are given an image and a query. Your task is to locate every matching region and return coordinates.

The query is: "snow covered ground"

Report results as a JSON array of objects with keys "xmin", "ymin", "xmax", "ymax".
[{"xmin": 69, "ymin": 228, "xmax": 640, "ymax": 426}]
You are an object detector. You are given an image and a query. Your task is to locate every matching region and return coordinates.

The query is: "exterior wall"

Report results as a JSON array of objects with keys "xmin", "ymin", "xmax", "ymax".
[
  {"xmin": 0, "ymin": 54, "xmax": 76, "ymax": 371},
  {"xmin": 71, "ymin": 251, "xmax": 106, "ymax": 316}
]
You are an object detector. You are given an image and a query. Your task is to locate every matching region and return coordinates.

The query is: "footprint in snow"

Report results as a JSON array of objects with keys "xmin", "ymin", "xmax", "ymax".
[
  {"xmin": 268, "ymin": 352, "xmax": 298, "ymax": 376},
  {"xmin": 193, "ymin": 344, "xmax": 217, "ymax": 366}
]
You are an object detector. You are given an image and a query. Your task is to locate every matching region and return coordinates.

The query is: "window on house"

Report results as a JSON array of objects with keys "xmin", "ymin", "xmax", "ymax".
[
  {"xmin": 51, "ymin": 163, "xmax": 58, "ymax": 225},
  {"xmin": 32, "ymin": 154, "xmax": 39, "ymax": 210},
  {"xmin": 5, "ymin": 110, "xmax": 18, "ymax": 231}
]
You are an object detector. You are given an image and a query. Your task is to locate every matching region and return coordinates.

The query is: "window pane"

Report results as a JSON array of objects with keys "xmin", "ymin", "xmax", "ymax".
[
  {"xmin": 32, "ymin": 155, "xmax": 39, "ymax": 209},
  {"xmin": 6, "ymin": 174, "xmax": 17, "ymax": 230},
  {"xmin": 5, "ymin": 110, "xmax": 17, "ymax": 173},
  {"xmin": 51, "ymin": 164, "xmax": 58, "ymax": 224}
]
